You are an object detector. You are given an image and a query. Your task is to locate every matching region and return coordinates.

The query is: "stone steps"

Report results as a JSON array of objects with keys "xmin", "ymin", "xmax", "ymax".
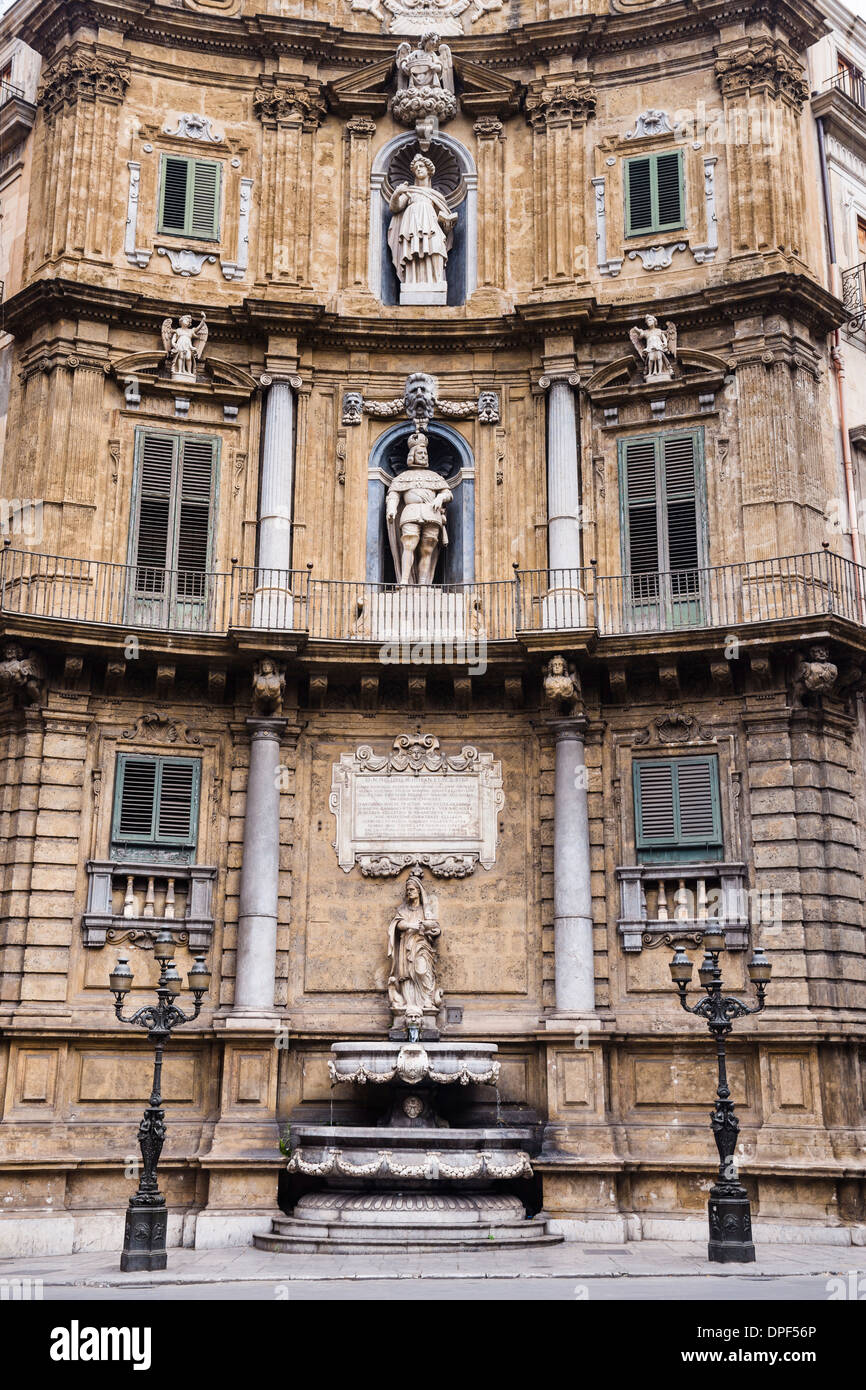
[{"xmin": 253, "ymin": 1214, "xmax": 562, "ymax": 1253}]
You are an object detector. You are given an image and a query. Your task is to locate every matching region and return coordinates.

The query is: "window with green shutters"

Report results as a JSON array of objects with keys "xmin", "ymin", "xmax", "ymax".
[
  {"xmin": 618, "ymin": 428, "xmax": 706, "ymax": 619},
  {"xmin": 111, "ymin": 755, "xmax": 201, "ymax": 862},
  {"xmin": 158, "ymin": 155, "xmax": 221, "ymax": 240},
  {"xmin": 633, "ymin": 755, "xmax": 722, "ymax": 862},
  {"xmin": 624, "ymin": 150, "xmax": 685, "ymax": 237},
  {"xmin": 130, "ymin": 429, "xmax": 219, "ymax": 587}
]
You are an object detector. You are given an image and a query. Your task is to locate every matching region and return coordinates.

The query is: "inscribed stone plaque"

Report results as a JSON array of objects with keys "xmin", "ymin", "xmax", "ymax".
[{"xmin": 330, "ymin": 732, "xmax": 503, "ymax": 877}]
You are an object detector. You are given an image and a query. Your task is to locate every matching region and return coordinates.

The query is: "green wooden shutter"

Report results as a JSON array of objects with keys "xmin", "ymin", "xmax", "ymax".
[
  {"xmin": 112, "ymin": 755, "xmax": 201, "ymax": 859},
  {"xmin": 625, "ymin": 150, "xmax": 684, "ymax": 236},
  {"xmin": 661, "ymin": 432, "xmax": 700, "ymax": 594},
  {"xmin": 625, "ymin": 156, "xmax": 653, "ymax": 235},
  {"xmin": 190, "ymin": 160, "xmax": 221, "ymax": 239},
  {"xmin": 158, "ymin": 155, "xmax": 220, "ymax": 238},
  {"xmin": 115, "ymin": 757, "xmax": 158, "ymax": 842},
  {"xmin": 159, "ymin": 156, "xmax": 190, "ymax": 234},
  {"xmin": 634, "ymin": 755, "xmax": 722, "ymax": 860},
  {"xmin": 176, "ymin": 437, "xmax": 217, "ymax": 597},
  {"xmin": 134, "ymin": 432, "xmax": 177, "ymax": 592},
  {"xmin": 655, "ymin": 150, "xmax": 684, "ymax": 229}
]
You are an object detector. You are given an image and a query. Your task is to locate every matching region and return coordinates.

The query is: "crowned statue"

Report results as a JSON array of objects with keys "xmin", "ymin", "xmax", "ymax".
[
  {"xmin": 385, "ymin": 427, "xmax": 452, "ymax": 585},
  {"xmin": 387, "ymin": 153, "xmax": 456, "ymax": 305}
]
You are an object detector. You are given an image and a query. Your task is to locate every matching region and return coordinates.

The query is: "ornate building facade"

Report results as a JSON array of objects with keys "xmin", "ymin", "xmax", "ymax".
[{"xmin": 0, "ymin": 0, "xmax": 865, "ymax": 1254}]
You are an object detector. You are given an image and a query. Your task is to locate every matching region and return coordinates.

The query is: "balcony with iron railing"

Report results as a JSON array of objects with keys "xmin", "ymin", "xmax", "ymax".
[
  {"xmin": 824, "ymin": 66, "xmax": 866, "ymax": 112},
  {"xmin": 1, "ymin": 546, "xmax": 864, "ymax": 657},
  {"xmin": 842, "ymin": 260, "xmax": 866, "ymax": 342},
  {"xmin": 0, "ymin": 76, "xmax": 36, "ymax": 152}
]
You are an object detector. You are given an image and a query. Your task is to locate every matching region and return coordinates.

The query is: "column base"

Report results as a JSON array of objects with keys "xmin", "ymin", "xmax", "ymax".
[
  {"xmin": 707, "ymin": 1183, "xmax": 756, "ymax": 1264},
  {"xmin": 120, "ymin": 1202, "xmax": 168, "ymax": 1272}
]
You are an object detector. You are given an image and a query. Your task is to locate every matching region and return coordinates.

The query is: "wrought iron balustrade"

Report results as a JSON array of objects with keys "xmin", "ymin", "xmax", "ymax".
[
  {"xmin": 825, "ymin": 66, "xmax": 866, "ymax": 112},
  {"xmin": 0, "ymin": 79, "xmax": 25, "ymax": 106},
  {"xmin": 842, "ymin": 261, "xmax": 866, "ymax": 336},
  {"xmin": 2, "ymin": 547, "xmax": 865, "ymax": 644}
]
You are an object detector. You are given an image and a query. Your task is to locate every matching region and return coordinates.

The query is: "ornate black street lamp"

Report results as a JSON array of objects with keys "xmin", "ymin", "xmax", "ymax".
[
  {"xmin": 669, "ymin": 927, "xmax": 771, "ymax": 1264},
  {"xmin": 110, "ymin": 931, "xmax": 211, "ymax": 1272}
]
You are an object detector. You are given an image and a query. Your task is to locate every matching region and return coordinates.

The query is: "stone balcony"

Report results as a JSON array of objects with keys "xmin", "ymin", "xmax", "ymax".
[
  {"xmin": 1, "ymin": 547, "xmax": 864, "ymax": 667},
  {"xmin": 81, "ymin": 860, "xmax": 216, "ymax": 950}
]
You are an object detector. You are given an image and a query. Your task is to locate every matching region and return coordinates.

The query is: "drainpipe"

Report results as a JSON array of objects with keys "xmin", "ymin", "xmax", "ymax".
[{"xmin": 817, "ymin": 115, "xmax": 864, "ymax": 607}]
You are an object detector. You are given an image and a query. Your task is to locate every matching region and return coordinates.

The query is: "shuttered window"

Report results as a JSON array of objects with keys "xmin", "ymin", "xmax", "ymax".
[
  {"xmin": 619, "ymin": 430, "xmax": 704, "ymax": 591},
  {"xmin": 111, "ymin": 755, "xmax": 201, "ymax": 860},
  {"xmin": 131, "ymin": 430, "xmax": 219, "ymax": 590},
  {"xmin": 158, "ymin": 155, "xmax": 221, "ymax": 240},
  {"xmin": 625, "ymin": 150, "xmax": 684, "ymax": 236},
  {"xmin": 634, "ymin": 756, "xmax": 722, "ymax": 860}
]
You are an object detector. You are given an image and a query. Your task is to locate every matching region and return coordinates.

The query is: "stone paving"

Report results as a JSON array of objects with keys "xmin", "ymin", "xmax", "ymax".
[{"xmin": 2, "ymin": 1240, "xmax": 864, "ymax": 1288}]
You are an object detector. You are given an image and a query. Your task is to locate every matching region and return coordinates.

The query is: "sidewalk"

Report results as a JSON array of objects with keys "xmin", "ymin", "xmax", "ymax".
[{"xmin": 2, "ymin": 1240, "xmax": 864, "ymax": 1287}]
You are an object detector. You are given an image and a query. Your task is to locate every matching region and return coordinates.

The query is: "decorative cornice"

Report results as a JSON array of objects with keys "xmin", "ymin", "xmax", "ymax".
[
  {"xmin": 38, "ymin": 47, "xmax": 130, "ymax": 119},
  {"xmin": 525, "ymin": 78, "xmax": 597, "ymax": 129},
  {"xmin": 714, "ymin": 39, "xmax": 809, "ymax": 110},
  {"xmin": 253, "ymin": 79, "xmax": 327, "ymax": 130}
]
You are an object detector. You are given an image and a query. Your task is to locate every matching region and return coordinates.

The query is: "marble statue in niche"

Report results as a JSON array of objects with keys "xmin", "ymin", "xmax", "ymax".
[
  {"xmin": 629, "ymin": 314, "xmax": 677, "ymax": 382},
  {"xmin": 162, "ymin": 312, "xmax": 208, "ymax": 382},
  {"xmin": 387, "ymin": 153, "xmax": 456, "ymax": 306},
  {"xmin": 385, "ymin": 427, "xmax": 452, "ymax": 585},
  {"xmin": 387, "ymin": 874, "xmax": 444, "ymax": 1031}
]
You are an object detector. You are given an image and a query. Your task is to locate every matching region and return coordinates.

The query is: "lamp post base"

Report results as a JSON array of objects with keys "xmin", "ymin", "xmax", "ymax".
[
  {"xmin": 120, "ymin": 1202, "xmax": 168, "ymax": 1272},
  {"xmin": 707, "ymin": 1183, "xmax": 755, "ymax": 1264}
]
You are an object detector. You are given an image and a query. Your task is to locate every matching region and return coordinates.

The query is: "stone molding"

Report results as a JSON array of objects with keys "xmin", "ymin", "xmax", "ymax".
[
  {"xmin": 253, "ymin": 81, "xmax": 327, "ymax": 130},
  {"xmin": 525, "ymin": 79, "xmax": 597, "ymax": 129},
  {"xmin": 38, "ymin": 48, "xmax": 130, "ymax": 118},
  {"xmin": 714, "ymin": 40, "xmax": 808, "ymax": 109}
]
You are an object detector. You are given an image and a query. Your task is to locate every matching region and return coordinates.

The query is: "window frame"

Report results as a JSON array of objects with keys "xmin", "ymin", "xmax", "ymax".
[
  {"xmin": 128, "ymin": 427, "xmax": 221, "ymax": 579},
  {"xmin": 624, "ymin": 148, "xmax": 686, "ymax": 238},
  {"xmin": 157, "ymin": 153, "xmax": 222, "ymax": 241},
  {"xmin": 617, "ymin": 427, "xmax": 707, "ymax": 580},
  {"xmin": 110, "ymin": 753, "xmax": 202, "ymax": 859},
  {"xmin": 633, "ymin": 754, "xmax": 723, "ymax": 863}
]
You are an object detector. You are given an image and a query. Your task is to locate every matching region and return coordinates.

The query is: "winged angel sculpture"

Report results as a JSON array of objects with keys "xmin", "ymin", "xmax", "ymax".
[
  {"xmin": 629, "ymin": 314, "xmax": 677, "ymax": 381},
  {"xmin": 162, "ymin": 313, "xmax": 208, "ymax": 381}
]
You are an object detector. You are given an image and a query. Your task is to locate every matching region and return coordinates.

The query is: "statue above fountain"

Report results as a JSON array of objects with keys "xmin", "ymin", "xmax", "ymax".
[{"xmin": 387, "ymin": 873, "xmax": 444, "ymax": 1036}]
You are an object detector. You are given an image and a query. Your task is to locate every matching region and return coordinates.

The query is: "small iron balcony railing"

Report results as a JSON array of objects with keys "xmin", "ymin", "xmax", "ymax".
[
  {"xmin": 1, "ymin": 547, "xmax": 864, "ymax": 643},
  {"xmin": 842, "ymin": 260, "xmax": 866, "ymax": 336},
  {"xmin": 0, "ymin": 79, "xmax": 25, "ymax": 107},
  {"xmin": 825, "ymin": 66, "xmax": 866, "ymax": 112}
]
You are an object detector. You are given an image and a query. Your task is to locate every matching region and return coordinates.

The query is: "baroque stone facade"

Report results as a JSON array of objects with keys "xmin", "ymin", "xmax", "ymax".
[{"xmin": 0, "ymin": 0, "xmax": 864, "ymax": 1253}]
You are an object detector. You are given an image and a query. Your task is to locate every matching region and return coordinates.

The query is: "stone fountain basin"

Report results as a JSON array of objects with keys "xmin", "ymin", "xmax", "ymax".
[
  {"xmin": 286, "ymin": 1123, "xmax": 536, "ymax": 1184},
  {"xmin": 328, "ymin": 1041, "xmax": 500, "ymax": 1087}
]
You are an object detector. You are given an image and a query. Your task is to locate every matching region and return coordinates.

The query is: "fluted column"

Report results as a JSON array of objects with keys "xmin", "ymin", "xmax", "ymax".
[
  {"xmin": 343, "ymin": 116, "xmax": 376, "ymax": 290},
  {"xmin": 544, "ymin": 374, "xmax": 582, "ymax": 574},
  {"xmin": 234, "ymin": 718, "xmax": 286, "ymax": 1013},
  {"xmin": 255, "ymin": 376, "xmax": 299, "ymax": 626},
  {"xmin": 552, "ymin": 718, "xmax": 594, "ymax": 1014}
]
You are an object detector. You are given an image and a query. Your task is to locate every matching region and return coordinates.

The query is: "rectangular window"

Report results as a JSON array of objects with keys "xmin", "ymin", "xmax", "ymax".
[
  {"xmin": 158, "ymin": 155, "xmax": 221, "ymax": 239},
  {"xmin": 111, "ymin": 754, "xmax": 201, "ymax": 861},
  {"xmin": 624, "ymin": 150, "xmax": 685, "ymax": 237},
  {"xmin": 619, "ymin": 429, "xmax": 705, "ymax": 593},
  {"xmin": 634, "ymin": 755, "xmax": 722, "ymax": 861},
  {"xmin": 128, "ymin": 429, "xmax": 219, "ymax": 628}
]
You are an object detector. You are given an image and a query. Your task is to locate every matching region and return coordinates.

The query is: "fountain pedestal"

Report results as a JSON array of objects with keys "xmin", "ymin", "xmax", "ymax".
[{"xmin": 254, "ymin": 1040, "xmax": 562, "ymax": 1252}]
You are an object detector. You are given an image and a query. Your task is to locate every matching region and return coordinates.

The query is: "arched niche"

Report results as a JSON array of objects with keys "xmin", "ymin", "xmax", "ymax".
[
  {"xmin": 370, "ymin": 133, "xmax": 477, "ymax": 307},
  {"xmin": 366, "ymin": 421, "xmax": 475, "ymax": 585}
]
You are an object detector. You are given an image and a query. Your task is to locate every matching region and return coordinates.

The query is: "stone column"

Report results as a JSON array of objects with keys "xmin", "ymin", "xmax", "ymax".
[
  {"xmin": 541, "ymin": 372, "xmax": 584, "ymax": 626},
  {"xmin": 255, "ymin": 376, "xmax": 299, "ymax": 627},
  {"xmin": 343, "ymin": 116, "xmax": 376, "ymax": 291},
  {"xmin": 233, "ymin": 717, "xmax": 286, "ymax": 1013},
  {"xmin": 551, "ymin": 718, "xmax": 595, "ymax": 1014}
]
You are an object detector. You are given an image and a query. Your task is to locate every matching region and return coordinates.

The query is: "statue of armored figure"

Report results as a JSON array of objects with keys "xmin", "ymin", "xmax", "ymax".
[
  {"xmin": 387, "ymin": 153, "xmax": 456, "ymax": 306},
  {"xmin": 385, "ymin": 427, "xmax": 452, "ymax": 585}
]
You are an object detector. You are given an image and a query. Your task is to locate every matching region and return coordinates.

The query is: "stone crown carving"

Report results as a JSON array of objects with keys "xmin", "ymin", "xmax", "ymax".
[
  {"xmin": 525, "ymin": 80, "xmax": 597, "ymax": 128},
  {"xmin": 253, "ymin": 81, "xmax": 327, "ymax": 128},
  {"xmin": 343, "ymin": 372, "xmax": 499, "ymax": 426},
  {"xmin": 714, "ymin": 40, "xmax": 808, "ymax": 109},
  {"xmin": 39, "ymin": 50, "xmax": 131, "ymax": 117}
]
